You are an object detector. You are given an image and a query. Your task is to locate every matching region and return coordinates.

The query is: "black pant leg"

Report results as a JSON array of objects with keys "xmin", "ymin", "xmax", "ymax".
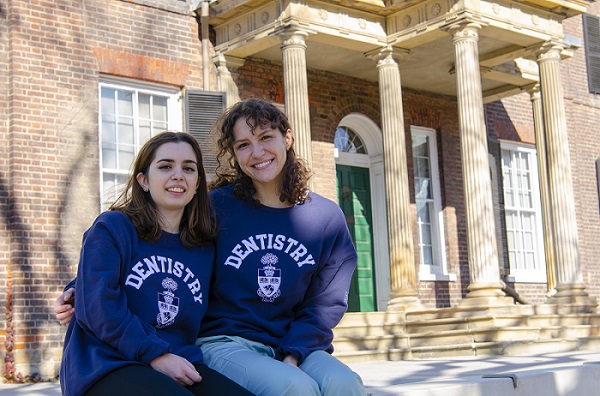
[
  {"xmin": 187, "ymin": 364, "xmax": 255, "ymax": 396},
  {"xmin": 86, "ymin": 365, "xmax": 193, "ymax": 396}
]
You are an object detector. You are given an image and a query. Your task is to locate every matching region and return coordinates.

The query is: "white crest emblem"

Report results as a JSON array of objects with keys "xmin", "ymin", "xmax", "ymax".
[
  {"xmin": 257, "ymin": 253, "xmax": 281, "ymax": 303},
  {"xmin": 157, "ymin": 277, "xmax": 179, "ymax": 328}
]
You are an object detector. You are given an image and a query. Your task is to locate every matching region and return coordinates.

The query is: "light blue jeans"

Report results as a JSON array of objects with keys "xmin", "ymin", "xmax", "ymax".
[{"xmin": 196, "ymin": 336, "xmax": 366, "ymax": 396}]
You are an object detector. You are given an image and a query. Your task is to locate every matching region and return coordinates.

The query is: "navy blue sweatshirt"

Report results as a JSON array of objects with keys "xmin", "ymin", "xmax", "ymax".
[
  {"xmin": 60, "ymin": 211, "xmax": 214, "ymax": 396},
  {"xmin": 199, "ymin": 185, "xmax": 357, "ymax": 363}
]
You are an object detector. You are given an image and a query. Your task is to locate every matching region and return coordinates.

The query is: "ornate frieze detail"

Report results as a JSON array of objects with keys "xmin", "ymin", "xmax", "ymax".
[
  {"xmin": 212, "ymin": 0, "xmax": 564, "ymax": 57},
  {"xmin": 388, "ymin": 0, "xmax": 456, "ymax": 36},
  {"xmin": 261, "ymin": 11, "xmax": 270, "ymax": 25},
  {"xmin": 319, "ymin": 8, "xmax": 328, "ymax": 21},
  {"xmin": 213, "ymin": 2, "xmax": 279, "ymax": 46},
  {"xmin": 477, "ymin": 0, "xmax": 561, "ymax": 35},
  {"xmin": 385, "ymin": 0, "xmax": 563, "ymax": 40},
  {"xmin": 418, "ymin": 6, "xmax": 427, "ymax": 24}
]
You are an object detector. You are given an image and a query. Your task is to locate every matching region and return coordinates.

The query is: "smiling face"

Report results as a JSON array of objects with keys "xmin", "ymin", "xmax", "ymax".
[
  {"xmin": 232, "ymin": 116, "xmax": 293, "ymax": 197},
  {"xmin": 136, "ymin": 141, "xmax": 199, "ymax": 224}
]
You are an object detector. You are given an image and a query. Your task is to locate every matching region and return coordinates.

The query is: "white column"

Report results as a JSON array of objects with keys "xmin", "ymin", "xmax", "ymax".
[
  {"xmin": 528, "ymin": 84, "xmax": 556, "ymax": 292},
  {"xmin": 536, "ymin": 42, "xmax": 596, "ymax": 309},
  {"xmin": 213, "ymin": 54, "xmax": 243, "ymax": 109},
  {"xmin": 448, "ymin": 21, "xmax": 511, "ymax": 306},
  {"xmin": 278, "ymin": 27, "xmax": 313, "ymax": 174},
  {"xmin": 369, "ymin": 46, "xmax": 420, "ymax": 312}
]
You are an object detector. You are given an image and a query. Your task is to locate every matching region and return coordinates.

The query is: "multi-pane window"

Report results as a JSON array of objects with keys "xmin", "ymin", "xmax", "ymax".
[
  {"xmin": 99, "ymin": 80, "xmax": 181, "ymax": 211},
  {"xmin": 334, "ymin": 126, "xmax": 367, "ymax": 154},
  {"xmin": 501, "ymin": 143, "xmax": 546, "ymax": 282},
  {"xmin": 411, "ymin": 127, "xmax": 450, "ymax": 280}
]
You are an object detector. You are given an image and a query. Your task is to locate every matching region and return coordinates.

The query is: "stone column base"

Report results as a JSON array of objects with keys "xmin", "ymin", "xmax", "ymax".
[
  {"xmin": 459, "ymin": 282, "xmax": 514, "ymax": 307},
  {"xmin": 386, "ymin": 295, "xmax": 423, "ymax": 312},
  {"xmin": 458, "ymin": 295, "xmax": 516, "ymax": 307},
  {"xmin": 546, "ymin": 283, "xmax": 598, "ymax": 312}
]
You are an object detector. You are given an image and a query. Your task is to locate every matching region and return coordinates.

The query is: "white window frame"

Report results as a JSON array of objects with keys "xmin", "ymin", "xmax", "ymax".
[
  {"xmin": 99, "ymin": 77, "xmax": 182, "ymax": 211},
  {"xmin": 500, "ymin": 141, "xmax": 547, "ymax": 283},
  {"xmin": 411, "ymin": 126, "xmax": 454, "ymax": 282}
]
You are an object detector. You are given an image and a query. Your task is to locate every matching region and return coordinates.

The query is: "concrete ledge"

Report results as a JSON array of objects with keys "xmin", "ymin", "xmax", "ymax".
[
  {"xmin": 2, "ymin": 351, "xmax": 600, "ymax": 395},
  {"xmin": 348, "ymin": 350, "xmax": 600, "ymax": 396}
]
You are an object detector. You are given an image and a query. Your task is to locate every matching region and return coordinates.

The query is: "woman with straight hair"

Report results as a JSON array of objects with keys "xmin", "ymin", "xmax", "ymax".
[{"xmin": 59, "ymin": 132, "xmax": 253, "ymax": 396}]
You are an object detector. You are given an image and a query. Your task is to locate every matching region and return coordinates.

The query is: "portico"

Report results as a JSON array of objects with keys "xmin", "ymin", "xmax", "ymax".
[{"xmin": 206, "ymin": 0, "xmax": 596, "ymax": 318}]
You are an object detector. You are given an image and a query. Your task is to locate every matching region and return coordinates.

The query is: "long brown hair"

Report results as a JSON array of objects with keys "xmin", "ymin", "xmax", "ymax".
[
  {"xmin": 210, "ymin": 98, "xmax": 311, "ymax": 205},
  {"xmin": 110, "ymin": 132, "xmax": 216, "ymax": 247}
]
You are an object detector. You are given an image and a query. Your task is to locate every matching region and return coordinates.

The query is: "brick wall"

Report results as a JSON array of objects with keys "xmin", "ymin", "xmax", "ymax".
[
  {"xmin": 0, "ymin": 0, "xmax": 207, "ymax": 378},
  {"xmin": 0, "ymin": 0, "xmax": 10, "ymax": 373},
  {"xmin": 3, "ymin": 0, "xmax": 600, "ymax": 381},
  {"xmin": 562, "ymin": 6, "xmax": 600, "ymax": 306}
]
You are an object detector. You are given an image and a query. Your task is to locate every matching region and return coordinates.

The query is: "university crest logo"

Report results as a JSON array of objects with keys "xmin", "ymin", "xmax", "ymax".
[
  {"xmin": 156, "ymin": 277, "xmax": 179, "ymax": 328},
  {"xmin": 257, "ymin": 253, "xmax": 281, "ymax": 303}
]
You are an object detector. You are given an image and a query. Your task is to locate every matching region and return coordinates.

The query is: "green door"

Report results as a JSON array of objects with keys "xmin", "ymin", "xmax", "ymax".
[{"xmin": 336, "ymin": 165, "xmax": 376, "ymax": 312}]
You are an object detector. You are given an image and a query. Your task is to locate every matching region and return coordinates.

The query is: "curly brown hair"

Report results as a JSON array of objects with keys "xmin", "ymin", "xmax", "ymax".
[
  {"xmin": 210, "ymin": 98, "xmax": 311, "ymax": 206},
  {"xmin": 110, "ymin": 131, "xmax": 217, "ymax": 247}
]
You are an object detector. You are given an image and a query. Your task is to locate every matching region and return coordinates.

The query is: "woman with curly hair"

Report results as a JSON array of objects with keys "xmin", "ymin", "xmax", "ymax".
[{"xmin": 197, "ymin": 98, "xmax": 366, "ymax": 396}]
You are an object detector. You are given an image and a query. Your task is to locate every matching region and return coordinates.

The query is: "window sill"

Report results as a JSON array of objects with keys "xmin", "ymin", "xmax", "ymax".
[
  {"xmin": 505, "ymin": 274, "xmax": 548, "ymax": 284},
  {"xmin": 419, "ymin": 272, "xmax": 457, "ymax": 282}
]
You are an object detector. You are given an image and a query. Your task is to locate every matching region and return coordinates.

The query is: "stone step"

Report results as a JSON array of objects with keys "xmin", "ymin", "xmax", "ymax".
[
  {"xmin": 559, "ymin": 325, "xmax": 600, "ymax": 338},
  {"xmin": 410, "ymin": 339, "xmax": 583, "ymax": 359},
  {"xmin": 337, "ymin": 311, "xmax": 402, "ymax": 326},
  {"xmin": 337, "ymin": 311, "xmax": 600, "ymax": 333},
  {"xmin": 332, "ymin": 334, "xmax": 409, "ymax": 351},
  {"xmin": 527, "ymin": 313, "xmax": 600, "ymax": 327},
  {"xmin": 403, "ymin": 316, "xmax": 600, "ymax": 335},
  {"xmin": 333, "ymin": 348, "xmax": 414, "ymax": 364},
  {"xmin": 334, "ymin": 325, "xmax": 600, "ymax": 355},
  {"xmin": 334, "ymin": 338, "xmax": 587, "ymax": 363},
  {"xmin": 403, "ymin": 303, "xmax": 599, "ymax": 321},
  {"xmin": 574, "ymin": 335, "xmax": 600, "ymax": 350},
  {"xmin": 333, "ymin": 308, "xmax": 600, "ymax": 364}
]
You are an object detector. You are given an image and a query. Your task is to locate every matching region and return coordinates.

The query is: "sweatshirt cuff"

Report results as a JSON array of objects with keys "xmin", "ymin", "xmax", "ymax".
[
  {"xmin": 64, "ymin": 279, "xmax": 76, "ymax": 292},
  {"xmin": 136, "ymin": 337, "xmax": 171, "ymax": 366},
  {"xmin": 277, "ymin": 346, "xmax": 309, "ymax": 365}
]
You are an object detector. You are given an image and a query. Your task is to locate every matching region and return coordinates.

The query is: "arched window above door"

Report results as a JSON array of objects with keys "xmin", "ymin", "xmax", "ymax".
[{"xmin": 334, "ymin": 126, "xmax": 367, "ymax": 154}]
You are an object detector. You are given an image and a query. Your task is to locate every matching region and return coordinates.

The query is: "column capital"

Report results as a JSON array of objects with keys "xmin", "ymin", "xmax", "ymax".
[
  {"xmin": 273, "ymin": 25, "xmax": 316, "ymax": 48},
  {"xmin": 365, "ymin": 45, "xmax": 409, "ymax": 66},
  {"xmin": 212, "ymin": 52, "xmax": 242, "ymax": 107},
  {"xmin": 212, "ymin": 53, "xmax": 245, "ymax": 71},
  {"xmin": 441, "ymin": 15, "xmax": 487, "ymax": 36},
  {"xmin": 526, "ymin": 83, "xmax": 541, "ymax": 101},
  {"xmin": 533, "ymin": 40, "xmax": 564, "ymax": 63}
]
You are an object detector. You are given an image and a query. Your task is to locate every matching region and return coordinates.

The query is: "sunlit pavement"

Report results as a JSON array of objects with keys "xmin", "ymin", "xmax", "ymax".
[{"xmin": 2, "ymin": 350, "xmax": 600, "ymax": 395}]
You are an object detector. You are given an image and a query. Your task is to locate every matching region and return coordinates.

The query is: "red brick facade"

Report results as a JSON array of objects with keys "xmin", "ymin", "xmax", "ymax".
[
  {"xmin": 0, "ymin": 0, "xmax": 209, "ymax": 379},
  {"xmin": 1, "ymin": 0, "xmax": 600, "ymax": 379}
]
